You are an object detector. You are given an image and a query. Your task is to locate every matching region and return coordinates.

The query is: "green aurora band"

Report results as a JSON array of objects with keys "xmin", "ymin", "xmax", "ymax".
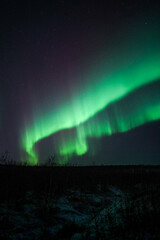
[
  {"xmin": 58, "ymin": 79, "xmax": 160, "ymax": 160},
  {"xmin": 21, "ymin": 52, "xmax": 160, "ymax": 165}
]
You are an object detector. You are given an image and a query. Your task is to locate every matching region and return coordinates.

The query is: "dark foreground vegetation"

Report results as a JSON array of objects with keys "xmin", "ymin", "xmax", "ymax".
[{"xmin": 0, "ymin": 165, "xmax": 160, "ymax": 239}]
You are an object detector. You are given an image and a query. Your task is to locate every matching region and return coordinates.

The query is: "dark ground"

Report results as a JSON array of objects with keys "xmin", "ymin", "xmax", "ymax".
[{"xmin": 0, "ymin": 165, "xmax": 160, "ymax": 239}]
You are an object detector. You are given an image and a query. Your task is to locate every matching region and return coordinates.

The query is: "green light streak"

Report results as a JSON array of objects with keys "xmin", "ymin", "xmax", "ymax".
[
  {"xmin": 59, "ymin": 81, "xmax": 160, "ymax": 157},
  {"xmin": 21, "ymin": 53, "xmax": 160, "ymax": 164}
]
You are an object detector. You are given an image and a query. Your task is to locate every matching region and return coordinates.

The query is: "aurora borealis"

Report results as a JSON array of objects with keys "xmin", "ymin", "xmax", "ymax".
[
  {"xmin": 1, "ymin": 0, "xmax": 160, "ymax": 165},
  {"xmin": 21, "ymin": 55, "xmax": 160, "ymax": 164}
]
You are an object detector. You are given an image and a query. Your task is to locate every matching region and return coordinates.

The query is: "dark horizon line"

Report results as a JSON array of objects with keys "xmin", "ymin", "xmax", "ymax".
[{"xmin": 0, "ymin": 164, "xmax": 160, "ymax": 168}]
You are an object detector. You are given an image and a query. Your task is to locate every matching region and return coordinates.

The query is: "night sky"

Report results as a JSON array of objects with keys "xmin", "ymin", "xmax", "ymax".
[{"xmin": 1, "ymin": 0, "xmax": 160, "ymax": 165}]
